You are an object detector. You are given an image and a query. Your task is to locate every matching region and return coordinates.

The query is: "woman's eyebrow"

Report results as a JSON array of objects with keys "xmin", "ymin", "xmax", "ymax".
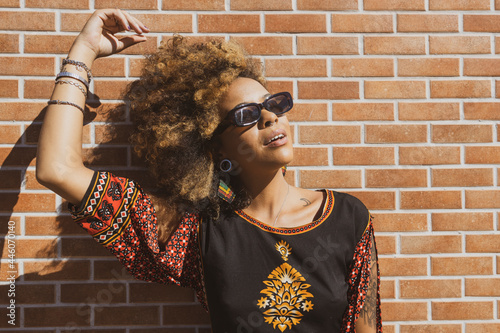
[{"xmin": 234, "ymin": 93, "xmax": 272, "ymax": 108}]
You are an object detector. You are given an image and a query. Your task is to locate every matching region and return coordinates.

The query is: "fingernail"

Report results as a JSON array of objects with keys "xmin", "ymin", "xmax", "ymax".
[{"xmin": 127, "ymin": 26, "xmax": 131, "ymax": 30}]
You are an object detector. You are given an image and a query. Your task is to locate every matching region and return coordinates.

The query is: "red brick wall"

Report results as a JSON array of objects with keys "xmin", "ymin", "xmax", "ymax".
[{"xmin": 1, "ymin": 1, "xmax": 499, "ymax": 332}]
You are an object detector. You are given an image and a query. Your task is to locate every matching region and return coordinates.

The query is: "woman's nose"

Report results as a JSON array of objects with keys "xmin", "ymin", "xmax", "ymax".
[{"xmin": 260, "ymin": 109, "xmax": 279, "ymax": 128}]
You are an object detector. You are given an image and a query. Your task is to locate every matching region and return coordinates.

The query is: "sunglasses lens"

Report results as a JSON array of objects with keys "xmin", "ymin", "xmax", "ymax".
[
  {"xmin": 234, "ymin": 105, "xmax": 261, "ymax": 126},
  {"xmin": 266, "ymin": 93, "xmax": 292, "ymax": 114}
]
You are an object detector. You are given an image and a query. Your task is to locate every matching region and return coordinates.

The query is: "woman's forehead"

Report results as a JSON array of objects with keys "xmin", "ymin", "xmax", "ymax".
[{"xmin": 219, "ymin": 78, "xmax": 269, "ymax": 112}]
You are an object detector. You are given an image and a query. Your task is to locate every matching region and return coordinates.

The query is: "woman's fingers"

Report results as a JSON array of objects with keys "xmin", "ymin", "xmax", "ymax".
[{"xmin": 122, "ymin": 11, "xmax": 150, "ymax": 35}]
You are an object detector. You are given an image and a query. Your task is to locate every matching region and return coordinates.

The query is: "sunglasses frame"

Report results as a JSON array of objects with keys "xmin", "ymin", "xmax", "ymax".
[{"xmin": 214, "ymin": 91, "xmax": 293, "ymax": 135}]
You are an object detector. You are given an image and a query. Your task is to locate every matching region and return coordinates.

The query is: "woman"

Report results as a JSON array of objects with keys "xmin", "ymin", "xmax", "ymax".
[{"xmin": 37, "ymin": 9, "xmax": 382, "ymax": 332}]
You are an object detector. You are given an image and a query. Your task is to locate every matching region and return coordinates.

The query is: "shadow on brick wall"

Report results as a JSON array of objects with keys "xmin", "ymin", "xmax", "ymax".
[{"xmin": 0, "ymin": 104, "xmax": 210, "ymax": 332}]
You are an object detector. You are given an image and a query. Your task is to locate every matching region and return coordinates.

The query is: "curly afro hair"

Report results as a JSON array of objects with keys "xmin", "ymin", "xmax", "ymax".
[{"xmin": 125, "ymin": 36, "xmax": 265, "ymax": 220}]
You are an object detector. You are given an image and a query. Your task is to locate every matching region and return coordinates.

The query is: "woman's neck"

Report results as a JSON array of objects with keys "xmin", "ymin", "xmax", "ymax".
[{"xmin": 239, "ymin": 168, "xmax": 291, "ymax": 225}]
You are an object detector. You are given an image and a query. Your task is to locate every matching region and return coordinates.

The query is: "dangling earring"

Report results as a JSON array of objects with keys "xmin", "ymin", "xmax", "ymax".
[
  {"xmin": 281, "ymin": 165, "xmax": 287, "ymax": 176},
  {"xmin": 219, "ymin": 159, "xmax": 233, "ymax": 173},
  {"xmin": 218, "ymin": 159, "xmax": 235, "ymax": 203}
]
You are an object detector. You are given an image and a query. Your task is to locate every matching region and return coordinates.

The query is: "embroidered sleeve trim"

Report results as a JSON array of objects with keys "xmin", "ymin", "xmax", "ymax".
[{"xmin": 341, "ymin": 218, "xmax": 383, "ymax": 332}]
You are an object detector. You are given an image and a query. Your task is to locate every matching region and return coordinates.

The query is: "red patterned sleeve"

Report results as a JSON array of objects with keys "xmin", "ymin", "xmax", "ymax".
[
  {"xmin": 342, "ymin": 218, "xmax": 383, "ymax": 332},
  {"xmin": 69, "ymin": 171, "xmax": 206, "ymax": 308}
]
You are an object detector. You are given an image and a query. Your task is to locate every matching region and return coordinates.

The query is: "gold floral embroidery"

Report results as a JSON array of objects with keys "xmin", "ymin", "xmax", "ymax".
[
  {"xmin": 257, "ymin": 241, "xmax": 314, "ymax": 332},
  {"xmin": 275, "ymin": 240, "xmax": 292, "ymax": 261}
]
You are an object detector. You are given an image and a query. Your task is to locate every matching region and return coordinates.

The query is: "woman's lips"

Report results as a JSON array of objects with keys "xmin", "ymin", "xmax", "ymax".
[{"xmin": 264, "ymin": 129, "xmax": 288, "ymax": 147}]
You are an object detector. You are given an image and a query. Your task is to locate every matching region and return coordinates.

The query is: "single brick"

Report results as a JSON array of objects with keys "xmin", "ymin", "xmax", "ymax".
[
  {"xmin": 286, "ymin": 103, "xmax": 328, "ymax": 122},
  {"xmin": 432, "ymin": 301, "xmax": 493, "ymax": 320},
  {"xmin": 464, "ymin": 58, "xmax": 500, "ymax": 76},
  {"xmin": 464, "ymin": 15, "xmax": 500, "ymax": 32},
  {"xmin": 399, "ymin": 102, "xmax": 460, "ymax": 121},
  {"xmin": 466, "ymin": 146, "xmax": 500, "ymax": 164},
  {"xmin": 365, "ymin": 80, "xmax": 426, "ymax": 99},
  {"xmin": 366, "ymin": 169, "xmax": 427, "ymax": 188},
  {"xmin": 333, "ymin": 147, "xmax": 395, "ymax": 165},
  {"xmin": 365, "ymin": 36, "xmax": 426, "ymax": 55},
  {"xmin": 398, "ymin": 58, "xmax": 459, "ymax": 77},
  {"xmin": 300, "ymin": 170, "xmax": 362, "ymax": 189},
  {"xmin": 231, "ymin": 36, "xmax": 293, "ymax": 55},
  {"xmin": 92, "ymin": 57, "xmax": 126, "ymax": 77},
  {"xmin": 1, "ymin": 193, "xmax": 55, "ymax": 212},
  {"xmin": 431, "ymin": 257, "xmax": 493, "ymax": 276},
  {"xmin": 265, "ymin": 58, "xmax": 327, "ymax": 77},
  {"xmin": 299, "ymin": 125, "xmax": 361, "ymax": 144},
  {"xmin": 432, "ymin": 212, "xmax": 494, "ymax": 231},
  {"xmin": 298, "ymin": 81, "xmax": 359, "ymax": 100},
  {"xmin": 0, "ymin": 11, "xmax": 55, "ymax": 31},
  {"xmin": 23, "ymin": 260, "xmax": 91, "ymax": 281},
  {"xmin": 97, "ymin": 0, "xmax": 158, "ymax": 9},
  {"xmin": 297, "ymin": 36, "xmax": 359, "ymax": 55},
  {"xmin": 401, "ymin": 235, "xmax": 462, "ymax": 254},
  {"xmin": 24, "ymin": 306, "xmax": 90, "ymax": 327},
  {"xmin": 231, "ymin": 0, "xmax": 292, "ymax": 10},
  {"xmin": 430, "ymin": 36, "xmax": 491, "ymax": 54},
  {"xmin": 95, "ymin": 306, "xmax": 160, "ymax": 326},
  {"xmin": 465, "ymin": 191, "xmax": 500, "ymax": 209},
  {"xmin": 199, "ymin": 14, "xmax": 260, "ymax": 33},
  {"xmin": 0, "ymin": 80, "xmax": 18, "ymax": 98},
  {"xmin": 464, "ymin": 103, "xmax": 500, "ymax": 120},
  {"xmin": 24, "ymin": 35, "xmax": 75, "ymax": 54},
  {"xmin": 290, "ymin": 147, "xmax": 329, "ymax": 166},
  {"xmin": 429, "ymin": 0, "xmax": 490, "ymax": 10},
  {"xmin": 26, "ymin": 0, "xmax": 89, "ymax": 8},
  {"xmin": 377, "ymin": 235, "xmax": 396, "ymax": 254},
  {"xmin": 466, "ymin": 324, "xmax": 500, "ymax": 333},
  {"xmin": 0, "ymin": 57, "xmax": 54, "ymax": 76},
  {"xmin": 380, "ymin": 257, "xmax": 428, "ymax": 276},
  {"xmin": 365, "ymin": 124, "xmax": 427, "ymax": 143},
  {"xmin": 265, "ymin": 14, "xmax": 327, "ymax": 33},
  {"xmin": 332, "ymin": 58, "xmax": 394, "ymax": 77},
  {"xmin": 381, "ymin": 302, "xmax": 428, "ymax": 321},
  {"xmin": 162, "ymin": 0, "xmax": 223, "ymax": 10},
  {"xmin": 400, "ymin": 279, "xmax": 462, "ymax": 298},
  {"xmin": 24, "ymin": 80, "xmax": 53, "ymax": 99},
  {"xmin": 430, "ymin": 80, "xmax": 491, "ymax": 98},
  {"xmin": 0, "ymin": 0, "xmax": 19, "ymax": 7},
  {"xmin": 400, "ymin": 325, "xmax": 462, "ymax": 333},
  {"xmin": 333, "ymin": 103, "xmax": 394, "ymax": 121},
  {"xmin": 465, "ymin": 278, "xmax": 500, "ymax": 297},
  {"xmin": 400, "ymin": 190, "xmax": 462, "ymax": 209},
  {"xmin": 432, "ymin": 124, "xmax": 493, "ymax": 143},
  {"xmin": 345, "ymin": 191, "xmax": 396, "ymax": 210},
  {"xmin": 364, "ymin": 0, "xmax": 425, "ymax": 10},
  {"xmin": 432, "ymin": 168, "xmax": 493, "ymax": 187},
  {"xmin": 397, "ymin": 14, "xmax": 458, "ymax": 32},
  {"xmin": 133, "ymin": 14, "xmax": 192, "ymax": 33},
  {"xmin": 163, "ymin": 305, "xmax": 211, "ymax": 325},
  {"xmin": 331, "ymin": 14, "xmax": 393, "ymax": 33},
  {"xmin": 372, "ymin": 213, "xmax": 428, "ymax": 232},
  {"xmin": 0, "ymin": 33, "xmax": 19, "ymax": 53},
  {"xmin": 297, "ymin": 0, "xmax": 358, "ymax": 10}
]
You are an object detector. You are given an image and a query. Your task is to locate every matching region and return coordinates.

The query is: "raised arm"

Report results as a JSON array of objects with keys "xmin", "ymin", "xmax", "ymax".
[{"xmin": 36, "ymin": 9, "xmax": 149, "ymax": 205}]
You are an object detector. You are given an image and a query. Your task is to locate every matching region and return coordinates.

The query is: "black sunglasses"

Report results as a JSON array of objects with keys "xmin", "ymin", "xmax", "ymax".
[{"xmin": 215, "ymin": 92, "xmax": 293, "ymax": 134}]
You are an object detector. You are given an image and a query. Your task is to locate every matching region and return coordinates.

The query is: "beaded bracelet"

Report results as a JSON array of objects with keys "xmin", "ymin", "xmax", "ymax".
[
  {"xmin": 55, "ymin": 79, "xmax": 87, "ymax": 98},
  {"xmin": 56, "ymin": 71, "xmax": 89, "ymax": 91},
  {"xmin": 63, "ymin": 57, "xmax": 93, "ymax": 83},
  {"xmin": 47, "ymin": 99, "xmax": 85, "ymax": 114}
]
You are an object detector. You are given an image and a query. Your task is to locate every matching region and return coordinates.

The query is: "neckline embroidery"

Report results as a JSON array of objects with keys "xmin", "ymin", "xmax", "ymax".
[{"xmin": 235, "ymin": 190, "xmax": 334, "ymax": 235}]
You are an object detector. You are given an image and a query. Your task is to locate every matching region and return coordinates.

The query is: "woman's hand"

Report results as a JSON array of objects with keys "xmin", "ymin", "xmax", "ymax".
[{"xmin": 71, "ymin": 9, "xmax": 150, "ymax": 61}]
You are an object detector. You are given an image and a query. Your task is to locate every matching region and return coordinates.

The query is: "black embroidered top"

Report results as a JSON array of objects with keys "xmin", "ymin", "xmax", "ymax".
[{"xmin": 70, "ymin": 171, "xmax": 382, "ymax": 332}]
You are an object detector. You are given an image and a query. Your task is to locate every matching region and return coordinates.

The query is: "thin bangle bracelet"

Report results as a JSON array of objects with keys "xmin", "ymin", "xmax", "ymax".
[
  {"xmin": 56, "ymin": 71, "xmax": 89, "ymax": 90},
  {"xmin": 47, "ymin": 99, "xmax": 85, "ymax": 114},
  {"xmin": 63, "ymin": 58, "xmax": 93, "ymax": 83},
  {"xmin": 55, "ymin": 79, "xmax": 87, "ymax": 98}
]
